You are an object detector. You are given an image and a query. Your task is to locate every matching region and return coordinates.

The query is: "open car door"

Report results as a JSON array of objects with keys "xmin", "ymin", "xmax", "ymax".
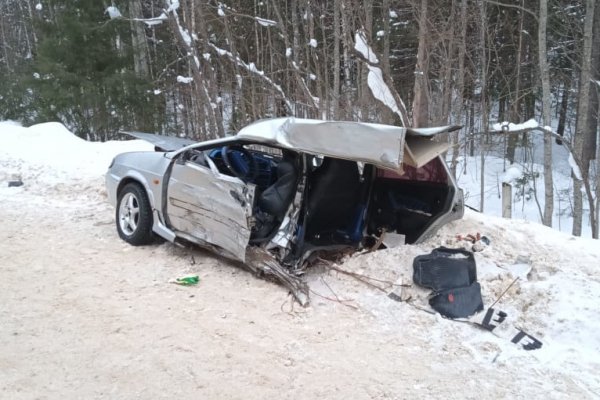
[{"xmin": 165, "ymin": 154, "xmax": 255, "ymax": 262}]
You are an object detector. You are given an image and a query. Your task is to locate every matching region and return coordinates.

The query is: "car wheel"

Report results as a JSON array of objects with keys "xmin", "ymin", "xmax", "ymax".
[{"xmin": 116, "ymin": 183, "xmax": 154, "ymax": 245}]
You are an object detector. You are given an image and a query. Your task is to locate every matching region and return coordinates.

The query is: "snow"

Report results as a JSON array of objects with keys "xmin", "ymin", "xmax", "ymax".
[
  {"xmin": 568, "ymin": 152, "xmax": 582, "ymax": 180},
  {"xmin": 366, "ymin": 67, "xmax": 403, "ymax": 119},
  {"xmin": 492, "ymin": 118, "xmax": 539, "ymax": 132},
  {"xmin": 255, "ymin": 17, "xmax": 276, "ymax": 27},
  {"xmin": 308, "ymin": 39, "xmax": 317, "ymax": 48},
  {"xmin": 203, "ymin": 53, "xmax": 211, "ymax": 61},
  {"xmin": 105, "ymin": 6, "xmax": 122, "ymax": 19},
  {"xmin": 153, "ymin": 89, "xmax": 162, "ymax": 95},
  {"xmin": 309, "ymin": 73, "xmax": 316, "ymax": 81},
  {"xmin": 1, "ymin": 120, "xmax": 600, "ymax": 396},
  {"xmin": 501, "ymin": 164, "xmax": 523, "ymax": 184},
  {"xmin": 0, "ymin": 121, "xmax": 151, "ymax": 187},
  {"xmin": 354, "ymin": 30, "xmax": 406, "ymax": 126},
  {"xmin": 176, "ymin": 75, "xmax": 193, "ymax": 84},
  {"xmin": 166, "ymin": 0, "xmax": 179, "ymax": 12},
  {"xmin": 136, "ymin": 13, "xmax": 168, "ymax": 27},
  {"xmin": 454, "ymin": 153, "xmax": 595, "ymax": 237},
  {"xmin": 389, "ymin": 10, "xmax": 398, "ymax": 18},
  {"xmin": 178, "ymin": 26, "xmax": 192, "ymax": 47},
  {"xmin": 33, "ymin": 72, "xmax": 40, "ymax": 79},
  {"xmin": 35, "ymin": 3, "xmax": 42, "ymax": 11},
  {"xmin": 217, "ymin": 7, "xmax": 225, "ymax": 17},
  {"xmin": 248, "ymin": 62, "xmax": 264, "ymax": 76},
  {"xmin": 285, "ymin": 48, "xmax": 292, "ymax": 58},
  {"xmin": 490, "ymin": 120, "xmax": 584, "ymax": 184},
  {"xmin": 354, "ymin": 31, "xmax": 379, "ymax": 64},
  {"xmin": 376, "ymin": 30, "xmax": 385, "ymax": 37}
]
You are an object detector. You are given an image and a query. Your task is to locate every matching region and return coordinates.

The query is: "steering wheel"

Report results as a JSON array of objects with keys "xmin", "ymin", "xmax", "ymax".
[{"xmin": 221, "ymin": 145, "xmax": 258, "ymax": 182}]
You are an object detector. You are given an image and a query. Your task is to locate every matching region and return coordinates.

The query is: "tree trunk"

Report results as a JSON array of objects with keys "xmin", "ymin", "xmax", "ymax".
[
  {"xmin": 506, "ymin": 0, "xmax": 525, "ymax": 164},
  {"xmin": 451, "ymin": 0, "xmax": 468, "ymax": 178},
  {"xmin": 479, "ymin": 0, "xmax": 488, "ymax": 212},
  {"xmin": 590, "ymin": 2, "xmax": 600, "ymax": 238},
  {"xmin": 129, "ymin": 0, "xmax": 149, "ymax": 77},
  {"xmin": 538, "ymin": 0, "xmax": 553, "ymax": 227},
  {"xmin": 556, "ymin": 77, "xmax": 571, "ymax": 144},
  {"xmin": 332, "ymin": 0, "xmax": 341, "ymax": 119},
  {"xmin": 572, "ymin": 0, "xmax": 596, "ymax": 237},
  {"xmin": 412, "ymin": 0, "xmax": 429, "ymax": 127}
]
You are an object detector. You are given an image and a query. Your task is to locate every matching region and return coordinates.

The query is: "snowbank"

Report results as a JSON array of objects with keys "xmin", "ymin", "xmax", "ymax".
[
  {"xmin": 0, "ymin": 121, "xmax": 152, "ymax": 189},
  {"xmin": 332, "ymin": 209, "xmax": 600, "ymax": 393}
]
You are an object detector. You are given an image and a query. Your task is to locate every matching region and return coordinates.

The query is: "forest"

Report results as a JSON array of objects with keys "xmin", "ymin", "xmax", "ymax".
[{"xmin": 0, "ymin": 0, "xmax": 598, "ymax": 237}]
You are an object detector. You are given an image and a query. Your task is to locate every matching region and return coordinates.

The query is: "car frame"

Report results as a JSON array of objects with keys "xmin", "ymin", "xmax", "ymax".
[{"xmin": 106, "ymin": 117, "xmax": 464, "ymax": 304}]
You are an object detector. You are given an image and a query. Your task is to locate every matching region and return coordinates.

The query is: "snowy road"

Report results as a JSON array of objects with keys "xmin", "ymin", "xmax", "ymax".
[
  {"xmin": 1, "ymin": 122, "xmax": 599, "ymax": 399},
  {"xmin": 0, "ymin": 186, "xmax": 597, "ymax": 399}
]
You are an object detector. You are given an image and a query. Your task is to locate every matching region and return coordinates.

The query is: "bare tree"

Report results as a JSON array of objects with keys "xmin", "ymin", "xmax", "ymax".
[
  {"xmin": 538, "ymin": 0, "xmax": 553, "ymax": 227},
  {"xmin": 572, "ymin": 0, "xmax": 596, "ymax": 237},
  {"xmin": 412, "ymin": 0, "xmax": 429, "ymax": 127}
]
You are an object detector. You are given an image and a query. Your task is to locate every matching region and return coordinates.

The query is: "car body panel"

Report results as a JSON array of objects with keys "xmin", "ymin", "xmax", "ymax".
[
  {"xmin": 166, "ymin": 160, "xmax": 255, "ymax": 261},
  {"xmin": 106, "ymin": 151, "xmax": 170, "ymax": 209}
]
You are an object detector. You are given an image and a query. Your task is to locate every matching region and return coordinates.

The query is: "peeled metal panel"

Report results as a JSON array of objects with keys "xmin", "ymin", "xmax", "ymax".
[
  {"xmin": 237, "ymin": 118, "xmax": 406, "ymax": 171},
  {"xmin": 403, "ymin": 136, "xmax": 450, "ymax": 168},
  {"xmin": 167, "ymin": 162, "xmax": 254, "ymax": 262}
]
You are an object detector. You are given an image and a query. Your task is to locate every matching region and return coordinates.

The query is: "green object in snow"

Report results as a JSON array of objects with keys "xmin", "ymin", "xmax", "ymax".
[{"xmin": 173, "ymin": 275, "xmax": 199, "ymax": 286}]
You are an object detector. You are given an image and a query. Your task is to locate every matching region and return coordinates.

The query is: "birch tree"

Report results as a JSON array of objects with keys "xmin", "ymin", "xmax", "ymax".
[{"xmin": 538, "ymin": 0, "xmax": 554, "ymax": 227}]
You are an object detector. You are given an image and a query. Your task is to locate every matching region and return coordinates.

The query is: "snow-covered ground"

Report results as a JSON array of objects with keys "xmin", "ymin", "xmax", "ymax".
[
  {"xmin": 1, "ymin": 121, "xmax": 599, "ymax": 398},
  {"xmin": 455, "ymin": 152, "xmax": 594, "ymax": 237}
]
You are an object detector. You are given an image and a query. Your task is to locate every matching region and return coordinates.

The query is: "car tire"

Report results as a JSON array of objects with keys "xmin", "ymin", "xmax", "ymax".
[{"xmin": 116, "ymin": 183, "xmax": 154, "ymax": 245}]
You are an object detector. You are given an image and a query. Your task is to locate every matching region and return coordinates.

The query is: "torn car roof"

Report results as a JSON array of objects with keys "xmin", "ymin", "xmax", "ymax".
[
  {"xmin": 123, "ymin": 118, "xmax": 461, "ymax": 172},
  {"xmin": 236, "ymin": 118, "xmax": 460, "ymax": 171}
]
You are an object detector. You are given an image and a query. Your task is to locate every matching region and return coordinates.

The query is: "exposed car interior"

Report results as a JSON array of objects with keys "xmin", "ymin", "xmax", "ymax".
[
  {"xmin": 184, "ymin": 144, "xmax": 455, "ymax": 254},
  {"xmin": 302, "ymin": 158, "xmax": 371, "ymax": 247},
  {"xmin": 299, "ymin": 156, "xmax": 455, "ymax": 251},
  {"xmin": 367, "ymin": 158, "xmax": 454, "ymax": 244},
  {"xmin": 186, "ymin": 144, "xmax": 300, "ymax": 242}
]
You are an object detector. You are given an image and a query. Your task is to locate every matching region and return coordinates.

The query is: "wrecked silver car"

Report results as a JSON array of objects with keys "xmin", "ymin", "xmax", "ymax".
[{"xmin": 106, "ymin": 118, "xmax": 464, "ymax": 304}]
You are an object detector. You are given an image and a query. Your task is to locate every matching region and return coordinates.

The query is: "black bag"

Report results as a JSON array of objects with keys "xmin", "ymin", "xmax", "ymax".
[
  {"xmin": 413, "ymin": 247, "xmax": 476, "ymax": 291},
  {"xmin": 428, "ymin": 283, "xmax": 484, "ymax": 319},
  {"xmin": 413, "ymin": 247, "xmax": 483, "ymax": 319}
]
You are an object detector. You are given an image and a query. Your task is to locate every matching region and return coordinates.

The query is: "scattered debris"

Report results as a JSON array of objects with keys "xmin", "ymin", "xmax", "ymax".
[
  {"xmin": 170, "ymin": 275, "xmax": 199, "ymax": 286},
  {"xmin": 449, "ymin": 232, "xmax": 490, "ymax": 252},
  {"xmin": 471, "ymin": 307, "xmax": 543, "ymax": 351},
  {"xmin": 411, "ymin": 247, "xmax": 542, "ymax": 350},
  {"xmin": 8, "ymin": 180, "xmax": 23, "ymax": 187}
]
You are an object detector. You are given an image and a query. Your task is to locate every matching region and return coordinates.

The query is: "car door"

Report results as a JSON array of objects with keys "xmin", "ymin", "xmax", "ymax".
[{"xmin": 166, "ymin": 153, "xmax": 255, "ymax": 262}]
